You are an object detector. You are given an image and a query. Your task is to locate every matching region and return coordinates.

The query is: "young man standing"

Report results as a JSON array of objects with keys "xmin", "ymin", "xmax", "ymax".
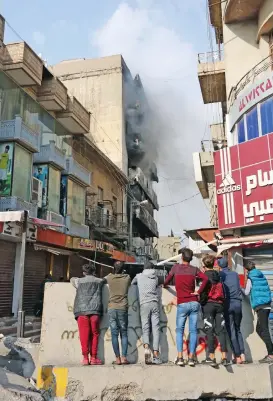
[
  {"xmin": 163, "ymin": 248, "xmax": 208, "ymax": 367},
  {"xmin": 218, "ymin": 257, "xmax": 246, "ymax": 364},
  {"xmin": 200, "ymin": 255, "xmax": 229, "ymax": 366},
  {"xmin": 243, "ymin": 260, "xmax": 273, "ymax": 363},
  {"xmin": 71, "ymin": 263, "xmax": 104, "ymax": 366},
  {"xmin": 104, "ymin": 261, "xmax": 131, "ymax": 365},
  {"xmin": 132, "ymin": 261, "xmax": 162, "ymax": 365}
]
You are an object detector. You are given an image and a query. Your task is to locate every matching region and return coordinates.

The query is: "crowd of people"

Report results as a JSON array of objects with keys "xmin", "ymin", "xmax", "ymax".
[{"xmin": 70, "ymin": 248, "xmax": 273, "ymax": 367}]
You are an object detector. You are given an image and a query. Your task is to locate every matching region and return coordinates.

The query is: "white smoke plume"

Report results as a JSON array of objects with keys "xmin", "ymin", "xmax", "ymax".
[{"xmin": 92, "ymin": 0, "xmax": 211, "ymax": 235}]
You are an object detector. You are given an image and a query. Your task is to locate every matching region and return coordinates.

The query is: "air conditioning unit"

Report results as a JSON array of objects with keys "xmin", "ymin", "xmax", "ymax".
[{"xmin": 32, "ymin": 177, "xmax": 43, "ymax": 208}]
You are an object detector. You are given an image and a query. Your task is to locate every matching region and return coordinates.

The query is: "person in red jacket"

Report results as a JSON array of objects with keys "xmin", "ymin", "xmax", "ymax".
[
  {"xmin": 163, "ymin": 248, "xmax": 208, "ymax": 367},
  {"xmin": 200, "ymin": 255, "xmax": 229, "ymax": 367}
]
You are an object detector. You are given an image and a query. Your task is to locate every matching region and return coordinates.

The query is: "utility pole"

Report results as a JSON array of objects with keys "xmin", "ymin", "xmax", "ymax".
[
  {"xmin": 17, "ymin": 210, "xmax": 28, "ymax": 338},
  {"xmin": 129, "ymin": 199, "xmax": 134, "ymax": 252}
]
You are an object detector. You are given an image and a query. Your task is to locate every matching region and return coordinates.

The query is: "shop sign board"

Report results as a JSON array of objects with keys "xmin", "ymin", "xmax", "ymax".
[
  {"xmin": 214, "ymin": 134, "xmax": 273, "ymax": 230},
  {"xmin": 73, "ymin": 238, "xmax": 114, "ymax": 255},
  {"xmin": 0, "ymin": 221, "xmax": 37, "ymax": 241}
]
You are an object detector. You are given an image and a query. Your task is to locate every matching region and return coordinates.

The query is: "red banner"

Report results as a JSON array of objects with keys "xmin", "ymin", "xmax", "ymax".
[{"xmin": 214, "ymin": 135, "xmax": 273, "ymax": 230}]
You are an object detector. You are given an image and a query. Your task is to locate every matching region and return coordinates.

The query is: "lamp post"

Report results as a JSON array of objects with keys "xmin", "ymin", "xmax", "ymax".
[{"xmin": 128, "ymin": 199, "xmax": 148, "ymax": 252}]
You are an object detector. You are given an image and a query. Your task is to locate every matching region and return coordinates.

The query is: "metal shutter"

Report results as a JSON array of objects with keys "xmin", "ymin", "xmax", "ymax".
[
  {"xmin": 69, "ymin": 254, "xmax": 83, "ymax": 279},
  {"xmin": 23, "ymin": 244, "xmax": 48, "ymax": 315},
  {"xmin": 0, "ymin": 240, "xmax": 16, "ymax": 317},
  {"xmin": 52, "ymin": 255, "xmax": 68, "ymax": 281}
]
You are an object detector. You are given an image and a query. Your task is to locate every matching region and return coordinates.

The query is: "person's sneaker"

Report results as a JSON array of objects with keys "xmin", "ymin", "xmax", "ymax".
[
  {"xmin": 81, "ymin": 357, "xmax": 89, "ymax": 366},
  {"xmin": 259, "ymin": 355, "xmax": 273, "ymax": 364},
  {"xmin": 145, "ymin": 348, "xmax": 152, "ymax": 364},
  {"xmin": 90, "ymin": 357, "xmax": 103, "ymax": 365},
  {"xmin": 152, "ymin": 356, "xmax": 162, "ymax": 365},
  {"xmin": 174, "ymin": 357, "xmax": 185, "ymax": 366},
  {"xmin": 188, "ymin": 358, "xmax": 196, "ymax": 367},
  {"xmin": 221, "ymin": 358, "xmax": 228, "ymax": 367},
  {"xmin": 202, "ymin": 357, "xmax": 218, "ymax": 367}
]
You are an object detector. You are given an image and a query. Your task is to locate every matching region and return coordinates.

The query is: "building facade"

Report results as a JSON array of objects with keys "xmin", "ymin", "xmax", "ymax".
[
  {"xmin": 0, "ymin": 16, "xmax": 135, "ymax": 318},
  {"xmin": 52, "ymin": 56, "xmax": 159, "ymax": 260},
  {"xmin": 194, "ymin": 1, "xmax": 273, "ymax": 292}
]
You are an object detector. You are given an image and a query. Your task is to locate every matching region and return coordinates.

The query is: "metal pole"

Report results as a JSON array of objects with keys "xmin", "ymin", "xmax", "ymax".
[
  {"xmin": 17, "ymin": 210, "xmax": 28, "ymax": 338},
  {"xmin": 129, "ymin": 200, "xmax": 134, "ymax": 252}
]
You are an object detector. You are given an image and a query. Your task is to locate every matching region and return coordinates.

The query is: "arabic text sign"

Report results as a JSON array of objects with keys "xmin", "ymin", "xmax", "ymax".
[{"xmin": 214, "ymin": 134, "xmax": 273, "ymax": 230}]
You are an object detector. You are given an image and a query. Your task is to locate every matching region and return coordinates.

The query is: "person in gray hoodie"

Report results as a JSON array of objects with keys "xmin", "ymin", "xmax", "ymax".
[{"xmin": 132, "ymin": 261, "xmax": 162, "ymax": 364}]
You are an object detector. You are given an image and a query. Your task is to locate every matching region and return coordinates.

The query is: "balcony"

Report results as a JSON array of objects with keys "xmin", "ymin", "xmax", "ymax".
[
  {"xmin": 225, "ymin": 0, "xmax": 264, "ymax": 24},
  {"xmin": 56, "ymin": 96, "xmax": 90, "ymax": 134},
  {"xmin": 198, "ymin": 51, "xmax": 226, "ymax": 104},
  {"xmin": 129, "ymin": 167, "xmax": 159, "ymax": 210},
  {"xmin": 0, "ymin": 116, "xmax": 40, "ymax": 152},
  {"xmin": 208, "ymin": 0, "xmax": 223, "ymax": 44},
  {"xmin": 135, "ymin": 206, "xmax": 159, "ymax": 238},
  {"xmin": 37, "ymin": 77, "xmax": 68, "ymax": 112},
  {"xmin": 0, "ymin": 16, "xmax": 5, "ymax": 69},
  {"xmin": 210, "ymin": 124, "xmax": 227, "ymax": 149},
  {"xmin": 65, "ymin": 157, "xmax": 90, "ymax": 187},
  {"xmin": 257, "ymin": 1, "xmax": 273, "ymax": 41},
  {"xmin": 0, "ymin": 197, "xmax": 37, "ymax": 218},
  {"xmin": 33, "ymin": 141, "xmax": 67, "ymax": 170},
  {"xmin": 86, "ymin": 206, "xmax": 117, "ymax": 235},
  {"xmin": 3, "ymin": 42, "xmax": 43, "ymax": 86},
  {"xmin": 193, "ymin": 151, "xmax": 215, "ymax": 199},
  {"xmin": 65, "ymin": 216, "xmax": 89, "ymax": 239}
]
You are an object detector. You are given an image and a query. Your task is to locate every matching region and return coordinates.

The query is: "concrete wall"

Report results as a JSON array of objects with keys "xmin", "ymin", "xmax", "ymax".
[
  {"xmin": 153, "ymin": 237, "xmax": 181, "ymax": 260},
  {"xmin": 52, "ymin": 56, "xmax": 128, "ymax": 175},
  {"xmin": 222, "ymin": 2, "xmax": 269, "ymax": 101},
  {"xmin": 39, "ymin": 282, "xmax": 267, "ymax": 366}
]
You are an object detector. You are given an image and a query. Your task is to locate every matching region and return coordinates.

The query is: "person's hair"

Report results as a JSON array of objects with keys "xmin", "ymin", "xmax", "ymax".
[
  {"xmin": 144, "ymin": 261, "xmax": 155, "ymax": 270},
  {"xmin": 45, "ymin": 274, "xmax": 52, "ymax": 279},
  {"xmin": 82, "ymin": 263, "xmax": 96, "ymax": 275},
  {"xmin": 114, "ymin": 261, "xmax": 124, "ymax": 274},
  {"xmin": 178, "ymin": 248, "xmax": 183, "ymax": 255},
  {"xmin": 244, "ymin": 260, "xmax": 256, "ymax": 271},
  {"xmin": 5, "ymin": 145, "xmax": 9, "ymax": 151},
  {"xmin": 181, "ymin": 248, "xmax": 193, "ymax": 263},
  {"xmin": 202, "ymin": 255, "xmax": 215, "ymax": 269}
]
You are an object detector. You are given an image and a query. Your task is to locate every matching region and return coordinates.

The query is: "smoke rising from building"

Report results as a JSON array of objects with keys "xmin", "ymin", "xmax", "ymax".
[{"xmin": 92, "ymin": 1, "xmax": 210, "ymax": 234}]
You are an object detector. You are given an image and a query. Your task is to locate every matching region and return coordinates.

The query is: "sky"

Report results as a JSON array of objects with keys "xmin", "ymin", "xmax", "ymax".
[{"xmin": 1, "ymin": 0, "xmax": 222, "ymax": 237}]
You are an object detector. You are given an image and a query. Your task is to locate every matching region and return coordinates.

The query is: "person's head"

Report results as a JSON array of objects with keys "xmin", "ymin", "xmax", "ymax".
[
  {"xmin": 4, "ymin": 145, "xmax": 9, "ymax": 153},
  {"xmin": 244, "ymin": 260, "xmax": 256, "ymax": 272},
  {"xmin": 38, "ymin": 167, "xmax": 42, "ymax": 173},
  {"xmin": 114, "ymin": 261, "xmax": 124, "ymax": 274},
  {"xmin": 217, "ymin": 257, "xmax": 228, "ymax": 270},
  {"xmin": 180, "ymin": 248, "xmax": 193, "ymax": 264},
  {"xmin": 82, "ymin": 263, "xmax": 96, "ymax": 276},
  {"xmin": 144, "ymin": 261, "xmax": 155, "ymax": 270},
  {"xmin": 202, "ymin": 255, "xmax": 216, "ymax": 270}
]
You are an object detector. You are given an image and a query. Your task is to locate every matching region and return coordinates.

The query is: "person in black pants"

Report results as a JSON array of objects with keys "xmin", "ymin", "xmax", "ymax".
[
  {"xmin": 243, "ymin": 260, "xmax": 273, "ymax": 363},
  {"xmin": 200, "ymin": 255, "xmax": 229, "ymax": 366},
  {"xmin": 218, "ymin": 257, "xmax": 246, "ymax": 364}
]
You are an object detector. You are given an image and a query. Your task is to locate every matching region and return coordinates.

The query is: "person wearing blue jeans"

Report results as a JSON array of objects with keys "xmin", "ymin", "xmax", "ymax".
[
  {"xmin": 103, "ymin": 261, "xmax": 131, "ymax": 365},
  {"xmin": 164, "ymin": 248, "xmax": 208, "ymax": 366}
]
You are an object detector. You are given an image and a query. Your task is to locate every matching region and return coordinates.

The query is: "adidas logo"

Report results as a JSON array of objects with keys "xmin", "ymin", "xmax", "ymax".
[{"xmin": 217, "ymin": 174, "xmax": 241, "ymax": 195}]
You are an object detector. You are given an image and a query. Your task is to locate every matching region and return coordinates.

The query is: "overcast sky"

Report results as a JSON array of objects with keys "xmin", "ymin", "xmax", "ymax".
[{"xmin": 2, "ymin": 0, "xmax": 222, "ymax": 236}]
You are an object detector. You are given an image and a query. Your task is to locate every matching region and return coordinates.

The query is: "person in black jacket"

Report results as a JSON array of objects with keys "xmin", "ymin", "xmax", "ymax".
[{"xmin": 200, "ymin": 255, "xmax": 229, "ymax": 366}]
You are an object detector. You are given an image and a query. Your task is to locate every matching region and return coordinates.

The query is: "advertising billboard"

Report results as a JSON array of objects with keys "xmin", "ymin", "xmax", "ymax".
[
  {"xmin": 60, "ymin": 175, "xmax": 67, "ymax": 217},
  {"xmin": 214, "ymin": 134, "xmax": 273, "ymax": 230},
  {"xmin": 0, "ymin": 142, "xmax": 13, "ymax": 196},
  {"xmin": 33, "ymin": 165, "xmax": 48, "ymax": 208}
]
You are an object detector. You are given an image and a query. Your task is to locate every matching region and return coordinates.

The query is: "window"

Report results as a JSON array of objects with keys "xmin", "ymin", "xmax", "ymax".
[
  {"xmin": 98, "ymin": 186, "xmax": 104, "ymax": 201},
  {"xmin": 48, "ymin": 167, "xmax": 61, "ymax": 214},
  {"xmin": 12, "ymin": 144, "xmax": 32, "ymax": 201},
  {"xmin": 260, "ymin": 97, "xmax": 273, "ymax": 135},
  {"xmin": 238, "ymin": 118, "xmax": 245, "ymax": 143},
  {"xmin": 67, "ymin": 179, "xmax": 85, "ymax": 224},
  {"xmin": 246, "ymin": 107, "xmax": 259, "ymax": 140}
]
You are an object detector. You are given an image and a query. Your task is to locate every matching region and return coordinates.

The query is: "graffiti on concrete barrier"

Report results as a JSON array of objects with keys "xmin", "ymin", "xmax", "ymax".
[{"xmin": 61, "ymin": 330, "xmax": 78, "ymax": 340}]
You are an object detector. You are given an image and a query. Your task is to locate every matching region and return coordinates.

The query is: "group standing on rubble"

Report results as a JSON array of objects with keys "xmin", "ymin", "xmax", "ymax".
[{"xmin": 70, "ymin": 248, "xmax": 273, "ymax": 366}]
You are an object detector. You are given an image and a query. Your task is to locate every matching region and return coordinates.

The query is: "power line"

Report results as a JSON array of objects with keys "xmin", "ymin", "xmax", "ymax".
[{"xmin": 160, "ymin": 193, "xmax": 200, "ymax": 208}]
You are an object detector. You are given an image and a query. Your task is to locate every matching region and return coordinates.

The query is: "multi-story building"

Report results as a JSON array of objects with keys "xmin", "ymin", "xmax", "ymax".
[
  {"xmin": 0, "ymin": 15, "xmax": 134, "ymax": 319},
  {"xmin": 153, "ymin": 236, "xmax": 181, "ymax": 261},
  {"xmin": 194, "ymin": 1, "xmax": 273, "ymax": 291},
  {"xmin": 52, "ymin": 56, "xmax": 159, "ymax": 260}
]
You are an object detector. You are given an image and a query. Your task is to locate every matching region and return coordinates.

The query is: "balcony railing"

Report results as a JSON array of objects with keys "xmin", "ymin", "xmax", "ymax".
[
  {"xmin": 65, "ymin": 216, "xmax": 89, "ymax": 239},
  {"xmin": 135, "ymin": 206, "xmax": 159, "ymax": 238},
  {"xmin": 34, "ymin": 141, "xmax": 67, "ymax": 170},
  {"xmin": 3, "ymin": 42, "xmax": 43, "ymax": 86},
  {"xmin": 0, "ymin": 197, "xmax": 37, "ymax": 218},
  {"xmin": 230, "ymin": 55, "xmax": 273, "ymax": 106},
  {"xmin": 129, "ymin": 167, "xmax": 159, "ymax": 210},
  {"xmin": 65, "ymin": 156, "xmax": 91, "ymax": 187},
  {"xmin": 198, "ymin": 50, "xmax": 224, "ymax": 64},
  {"xmin": 56, "ymin": 95, "xmax": 90, "ymax": 134},
  {"xmin": 86, "ymin": 207, "xmax": 129, "ymax": 237},
  {"xmin": 0, "ymin": 117, "xmax": 40, "ymax": 152},
  {"xmin": 37, "ymin": 77, "xmax": 68, "ymax": 112}
]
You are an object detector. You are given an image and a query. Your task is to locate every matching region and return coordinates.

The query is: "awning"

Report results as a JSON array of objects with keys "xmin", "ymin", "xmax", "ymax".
[
  {"xmin": 217, "ymin": 234, "xmax": 273, "ymax": 255},
  {"xmin": 34, "ymin": 244, "xmax": 74, "ymax": 256},
  {"xmin": 30, "ymin": 217, "xmax": 65, "ymax": 228}
]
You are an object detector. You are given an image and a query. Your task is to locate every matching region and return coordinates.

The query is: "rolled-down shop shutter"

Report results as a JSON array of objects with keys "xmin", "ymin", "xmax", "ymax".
[
  {"xmin": 52, "ymin": 254, "xmax": 68, "ymax": 281},
  {"xmin": 0, "ymin": 240, "xmax": 16, "ymax": 317},
  {"xmin": 23, "ymin": 244, "xmax": 49, "ymax": 315},
  {"xmin": 244, "ymin": 248, "xmax": 273, "ymax": 337}
]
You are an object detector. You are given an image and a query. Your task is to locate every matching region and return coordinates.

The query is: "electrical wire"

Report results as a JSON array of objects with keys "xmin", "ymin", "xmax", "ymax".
[{"xmin": 160, "ymin": 193, "xmax": 200, "ymax": 208}]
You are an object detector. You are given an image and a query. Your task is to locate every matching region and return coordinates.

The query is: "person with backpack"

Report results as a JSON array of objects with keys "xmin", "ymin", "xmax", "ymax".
[
  {"xmin": 243, "ymin": 260, "xmax": 273, "ymax": 363},
  {"xmin": 200, "ymin": 255, "xmax": 229, "ymax": 366},
  {"xmin": 163, "ymin": 248, "xmax": 208, "ymax": 367}
]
